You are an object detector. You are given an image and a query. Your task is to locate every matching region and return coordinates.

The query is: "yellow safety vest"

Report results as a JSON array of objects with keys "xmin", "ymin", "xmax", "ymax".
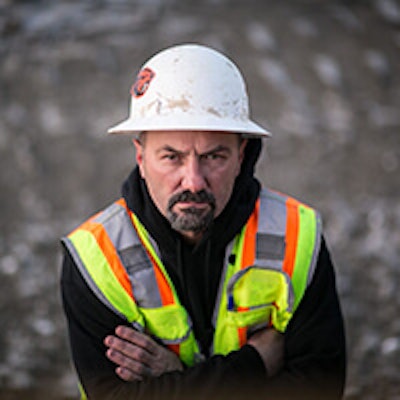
[{"xmin": 62, "ymin": 188, "xmax": 321, "ymax": 367}]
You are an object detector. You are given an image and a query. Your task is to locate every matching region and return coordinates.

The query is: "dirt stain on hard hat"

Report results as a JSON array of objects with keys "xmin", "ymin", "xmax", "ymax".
[
  {"xmin": 206, "ymin": 107, "xmax": 222, "ymax": 117},
  {"xmin": 165, "ymin": 96, "xmax": 191, "ymax": 112},
  {"xmin": 139, "ymin": 98, "xmax": 162, "ymax": 116}
]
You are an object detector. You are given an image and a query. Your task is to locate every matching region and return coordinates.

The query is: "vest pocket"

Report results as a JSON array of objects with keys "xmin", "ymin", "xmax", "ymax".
[{"xmin": 225, "ymin": 266, "xmax": 294, "ymax": 333}]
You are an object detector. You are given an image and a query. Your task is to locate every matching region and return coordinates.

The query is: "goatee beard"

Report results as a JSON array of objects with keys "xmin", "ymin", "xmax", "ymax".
[{"xmin": 167, "ymin": 190, "xmax": 216, "ymax": 233}]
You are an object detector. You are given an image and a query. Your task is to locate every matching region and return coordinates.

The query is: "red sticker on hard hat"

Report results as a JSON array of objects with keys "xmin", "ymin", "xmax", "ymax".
[{"xmin": 131, "ymin": 67, "xmax": 155, "ymax": 98}]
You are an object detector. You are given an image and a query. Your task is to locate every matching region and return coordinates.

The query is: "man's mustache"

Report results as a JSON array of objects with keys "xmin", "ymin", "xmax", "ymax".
[{"xmin": 168, "ymin": 190, "xmax": 216, "ymax": 210}]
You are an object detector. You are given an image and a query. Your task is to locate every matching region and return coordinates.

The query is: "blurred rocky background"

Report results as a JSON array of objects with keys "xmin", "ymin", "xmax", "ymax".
[{"xmin": 1, "ymin": 0, "xmax": 399, "ymax": 399}]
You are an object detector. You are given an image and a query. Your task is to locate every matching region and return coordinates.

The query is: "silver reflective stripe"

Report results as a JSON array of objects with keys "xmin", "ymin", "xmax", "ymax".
[
  {"xmin": 118, "ymin": 245, "xmax": 163, "ymax": 308},
  {"xmin": 256, "ymin": 189, "xmax": 287, "ymax": 269},
  {"xmin": 257, "ymin": 189, "xmax": 287, "ymax": 236},
  {"xmin": 95, "ymin": 201, "xmax": 163, "ymax": 308},
  {"xmin": 212, "ymin": 240, "xmax": 235, "ymax": 324},
  {"xmin": 94, "ymin": 202, "xmax": 140, "ymax": 250},
  {"xmin": 256, "ymin": 189, "xmax": 296, "ymax": 308},
  {"xmin": 256, "ymin": 234, "xmax": 285, "ymax": 260}
]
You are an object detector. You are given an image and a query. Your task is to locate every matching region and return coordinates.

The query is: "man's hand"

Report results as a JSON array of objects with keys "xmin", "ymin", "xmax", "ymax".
[
  {"xmin": 247, "ymin": 328, "xmax": 284, "ymax": 377},
  {"xmin": 104, "ymin": 325, "xmax": 183, "ymax": 382}
]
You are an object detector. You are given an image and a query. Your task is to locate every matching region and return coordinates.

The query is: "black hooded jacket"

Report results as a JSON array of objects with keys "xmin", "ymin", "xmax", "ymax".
[{"xmin": 61, "ymin": 139, "xmax": 346, "ymax": 400}]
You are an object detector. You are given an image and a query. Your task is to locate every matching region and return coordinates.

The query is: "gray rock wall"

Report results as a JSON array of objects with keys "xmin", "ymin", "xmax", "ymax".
[{"xmin": 1, "ymin": 1, "xmax": 399, "ymax": 398}]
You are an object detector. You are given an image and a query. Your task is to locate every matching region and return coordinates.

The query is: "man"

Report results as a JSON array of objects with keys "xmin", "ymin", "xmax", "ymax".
[{"xmin": 61, "ymin": 44, "xmax": 346, "ymax": 400}]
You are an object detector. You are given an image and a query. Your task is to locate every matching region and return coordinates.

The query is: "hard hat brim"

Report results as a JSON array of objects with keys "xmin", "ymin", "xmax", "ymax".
[{"xmin": 107, "ymin": 115, "xmax": 271, "ymax": 138}]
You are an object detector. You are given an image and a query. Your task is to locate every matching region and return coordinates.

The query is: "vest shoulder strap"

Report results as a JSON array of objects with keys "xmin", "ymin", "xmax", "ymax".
[{"xmin": 62, "ymin": 199, "xmax": 163, "ymax": 326}]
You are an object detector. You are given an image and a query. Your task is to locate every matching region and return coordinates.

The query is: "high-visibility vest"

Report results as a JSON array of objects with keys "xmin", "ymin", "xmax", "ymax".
[{"xmin": 62, "ymin": 188, "xmax": 321, "ymax": 367}]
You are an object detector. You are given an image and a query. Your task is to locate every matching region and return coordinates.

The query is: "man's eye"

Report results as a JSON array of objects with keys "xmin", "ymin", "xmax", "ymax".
[
  {"xmin": 162, "ymin": 154, "xmax": 179, "ymax": 161},
  {"xmin": 204, "ymin": 153, "xmax": 224, "ymax": 161}
]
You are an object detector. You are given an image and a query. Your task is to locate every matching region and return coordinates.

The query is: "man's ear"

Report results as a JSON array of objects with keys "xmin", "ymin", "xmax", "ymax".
[{"xmin": 133, "ymin": 139, "xmax": 145, "ymax": 178}]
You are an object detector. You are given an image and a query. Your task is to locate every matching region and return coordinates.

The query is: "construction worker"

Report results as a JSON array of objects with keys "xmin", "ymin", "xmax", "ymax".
[{"xmin": 61, "ymin": 44, "xmax": 346, "ymax": 400}]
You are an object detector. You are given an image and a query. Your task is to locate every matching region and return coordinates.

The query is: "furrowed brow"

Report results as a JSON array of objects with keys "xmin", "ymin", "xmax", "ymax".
[
  {"xmin": 201, "ymin": 145, "xmax": 231, "ymax": 156},
  {"xmin": 156, "ymin": 145, "xmax": 186, "ymax": 155}
]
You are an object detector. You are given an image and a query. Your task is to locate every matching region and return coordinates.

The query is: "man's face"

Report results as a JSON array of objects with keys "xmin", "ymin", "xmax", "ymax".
[{"xmin": 134, "ymin": 131, "xmax": 247, "ymax": 242}]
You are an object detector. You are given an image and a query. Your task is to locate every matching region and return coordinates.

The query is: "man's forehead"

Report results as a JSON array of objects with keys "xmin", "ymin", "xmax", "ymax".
[{"xmin": 140, "ymin": 130, "xmax": 241, "ymax": 147}]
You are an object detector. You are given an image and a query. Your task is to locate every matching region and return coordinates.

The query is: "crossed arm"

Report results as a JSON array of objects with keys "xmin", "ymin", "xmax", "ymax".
[
  {"xmin": 104, "ymin": 326, "xmax": 184, "ymax": 382},
  {"xmin": 104, "ymin": 325, "xmax": 284, "ymax": 382}
]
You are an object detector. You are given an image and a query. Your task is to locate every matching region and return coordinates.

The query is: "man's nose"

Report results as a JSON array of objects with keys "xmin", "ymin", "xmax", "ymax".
[{"xmin": 181, "ymin": 157, "xmax": 207, "ymax": 193}]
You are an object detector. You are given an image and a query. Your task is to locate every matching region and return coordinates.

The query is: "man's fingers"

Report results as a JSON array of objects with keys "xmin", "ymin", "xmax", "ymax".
[
  {"xmin": 114, "ymin": 326, "xmax": 158, "ymax": 355},
  {"xmin": 104, "ymin": 325, "xmax": 183, "ymax": 381},
  {"xmin": 105, "ymin": 335, "xmax": 153, "ymax": 367},
  {"xmin": 106, "ymin": 348, "xmax": 152, "ymax": 378}
]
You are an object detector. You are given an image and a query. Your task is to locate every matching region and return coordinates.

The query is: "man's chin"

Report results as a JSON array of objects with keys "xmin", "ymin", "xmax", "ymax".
[{"xmin": 168, "ymin": 208, "xmax": 214, "ymax": 234}]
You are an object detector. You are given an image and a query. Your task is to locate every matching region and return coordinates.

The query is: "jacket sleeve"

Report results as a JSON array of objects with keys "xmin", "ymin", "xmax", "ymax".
[
  {"xmin": 264, "ymin": 237, "xmax": 347, "ymax": 399},
  {"xmin": 60, "ymin": 236, "xmax": 346, "ymax": 400}
]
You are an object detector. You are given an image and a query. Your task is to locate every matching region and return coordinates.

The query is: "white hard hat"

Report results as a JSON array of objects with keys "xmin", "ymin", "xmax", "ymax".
[{"xmin": 108, "ymin": 44, "xmax": 270, "ymax": 138}]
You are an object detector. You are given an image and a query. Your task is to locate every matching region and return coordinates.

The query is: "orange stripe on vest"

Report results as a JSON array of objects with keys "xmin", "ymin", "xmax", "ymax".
[
  {"xmin": 283, "ymin": 197, "xmax": 300, "ymax": 278},
  {"xmin": 77, "ymin": 217, "xmax": 134, "ymax": 301},
  {"xmin": 241, "ymin": 198, "xmax": 259, "ymax": 269}
]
